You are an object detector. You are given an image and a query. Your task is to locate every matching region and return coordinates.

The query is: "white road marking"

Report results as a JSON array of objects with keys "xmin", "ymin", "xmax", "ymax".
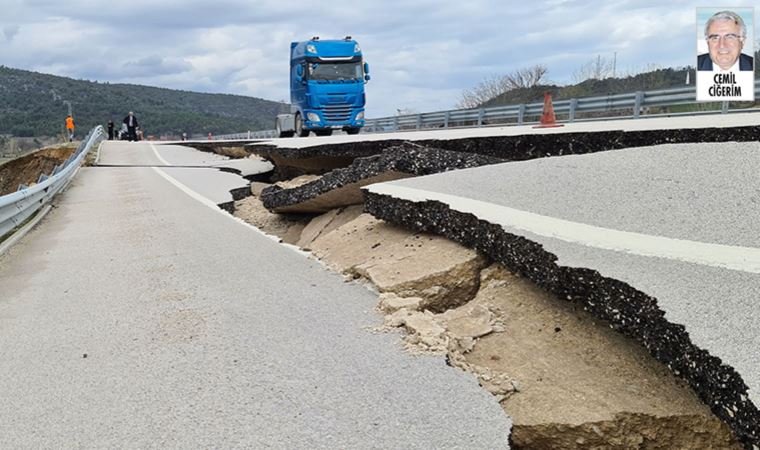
[
  {"xmin": 148, "ymin": 143, "xmax": 309, "ymax": 256},
  {"xmin": 366, "ymin": 183, "xmax": 760, "ymax": 274}
]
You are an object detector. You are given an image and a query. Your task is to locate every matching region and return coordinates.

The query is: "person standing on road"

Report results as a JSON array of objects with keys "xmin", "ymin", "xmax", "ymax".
[
  {"xmin": 123, "ymin": 111, "xmax": 139, "ymax": 142},
  {"xmin": 65, "ymin": 115, "xmax": 75, "ymax": 142},
  {"xmin": 107, "ymin": 120, "xmax": 114, "ymax": 140}
]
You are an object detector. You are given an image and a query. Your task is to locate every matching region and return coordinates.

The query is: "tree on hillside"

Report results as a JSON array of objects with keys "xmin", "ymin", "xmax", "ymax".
[
  {"xmin": 571, "ymin": 55, "xmax": 615, "ymax": 83},
  {"xmin": 457, "ymin": 64, "xmax": 547, "ymax": 109}
]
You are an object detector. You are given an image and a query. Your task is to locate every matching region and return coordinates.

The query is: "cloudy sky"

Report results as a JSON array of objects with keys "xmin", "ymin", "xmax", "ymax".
[{"xmin": 1, "ymin": 0, "xmax": 757, "ymax": 118}]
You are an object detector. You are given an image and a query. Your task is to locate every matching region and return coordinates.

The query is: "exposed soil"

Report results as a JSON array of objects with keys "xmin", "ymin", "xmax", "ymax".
[
  {"xmin": 230, "ymin": 185, "xmax": 741, "ymax": 449},
  {"xmin": 0, "ymin": 144, "xmax": 77, "ymax": 195}
]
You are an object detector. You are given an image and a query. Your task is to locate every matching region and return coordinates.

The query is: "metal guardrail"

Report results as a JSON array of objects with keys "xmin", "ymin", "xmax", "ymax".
[
  {"xmin": 0, "ymin": 126, "xmax": 105, "ymax": 239},
  {"xmin": 216, "ymin": 80, "xmax": 760, "ymax": 139},
  {"xmin": 363, "ymin": 79, "xmax": 760, "ymax": 132}
]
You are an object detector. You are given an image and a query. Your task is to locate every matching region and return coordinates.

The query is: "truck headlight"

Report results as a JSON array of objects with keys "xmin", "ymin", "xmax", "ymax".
[
  {"xmin": 307, "ymin": 113, "xmax": 321, "ymax": 122},
  {"xmin": 356, "ymin": 111, "xmax": 364, "ymax": 120}
]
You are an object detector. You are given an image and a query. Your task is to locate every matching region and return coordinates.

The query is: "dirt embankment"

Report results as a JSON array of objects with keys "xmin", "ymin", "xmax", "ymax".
[
  {"xmin": 0, "ymin": 144, "xmax": 77, "ymax": 195},
  {"xmin": 231, "ymin": 183, "xmax": 741, "ymax": 449}
]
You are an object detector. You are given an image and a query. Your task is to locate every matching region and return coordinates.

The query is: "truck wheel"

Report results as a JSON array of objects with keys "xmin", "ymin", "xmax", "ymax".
[
  {"xmin": 295, "ymin": 113, "xmax": 310, "ymax": 137},
  {"xmin": 346, "ymin": 127, "xmax": 361, "ymax": 135},
  {"xmin": 315, "ymin": 129, "xmax": 333, "ymax": 136},
  {"xmin": 276, "ymin": 120, "xmax": 293, "ymax": 138}
]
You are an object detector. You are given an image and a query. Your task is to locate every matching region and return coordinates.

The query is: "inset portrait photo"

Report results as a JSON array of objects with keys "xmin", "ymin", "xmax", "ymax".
[{"xmin": 696, "ymin": 7, "xmax": 755, "ymax": 101}]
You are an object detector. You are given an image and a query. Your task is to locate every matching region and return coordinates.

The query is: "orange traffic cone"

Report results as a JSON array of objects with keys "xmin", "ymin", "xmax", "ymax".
[{"xmin": 533, "ymin": 92, "xmax": 564, "ymax": 128}]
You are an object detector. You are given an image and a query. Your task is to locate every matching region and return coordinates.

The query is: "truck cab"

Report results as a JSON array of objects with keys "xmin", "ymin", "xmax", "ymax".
[{"xmin": 276, "ymin": 36, "xmax": 370, "ymax": 137}]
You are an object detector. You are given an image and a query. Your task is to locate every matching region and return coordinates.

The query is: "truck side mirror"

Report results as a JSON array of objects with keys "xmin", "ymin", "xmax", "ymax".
[
  {"xmin": 364, "ymin": 74, "xmax": 371, "ymax": 82},
  {"xmin": 363, "ymin": 62, "xmax": 370, "ymax": 74}
]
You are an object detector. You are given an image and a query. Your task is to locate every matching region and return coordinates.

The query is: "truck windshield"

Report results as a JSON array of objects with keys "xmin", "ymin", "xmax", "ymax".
[{"xmin": 308, "ymin": 62, "xmax": 362, "ymax": 81}]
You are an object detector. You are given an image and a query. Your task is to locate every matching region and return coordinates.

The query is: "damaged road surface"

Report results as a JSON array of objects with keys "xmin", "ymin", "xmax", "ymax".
[
  {"xmin": 0, "ymin": 141, "xmax": 511, "ymax": 448},
  {"xmin": 98, "ymin": 141, "xmax": 274, "ymax": 205},
  {"xmin": 364, "ymin": 141, "xmax": 760, "ymax": 448}
]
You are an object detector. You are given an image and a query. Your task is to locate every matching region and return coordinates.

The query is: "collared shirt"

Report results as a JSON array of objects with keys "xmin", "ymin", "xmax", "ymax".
[{"xmin": 711, "ymin": 59, "xmax": 740, "ymax": 74}]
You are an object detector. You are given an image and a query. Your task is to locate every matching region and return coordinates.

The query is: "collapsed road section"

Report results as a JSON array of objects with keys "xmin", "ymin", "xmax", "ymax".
[
  {"xmin": 260, "ymin": 142, "xmax": 503, "ymax": 213},
  {"xmin": 246, "ymin": 112, "xmax": 760, "ymax": 179},
  {"xmin": 221, "ymin": 127, "xmax": 760, "ymax": 447},
  {"xmin": 228, "ymin": 143, "xmax": 744, "ymax": 448},
  {"xmin": 362, "ymin": 141, "xmax": 760, "ymax": 448}
]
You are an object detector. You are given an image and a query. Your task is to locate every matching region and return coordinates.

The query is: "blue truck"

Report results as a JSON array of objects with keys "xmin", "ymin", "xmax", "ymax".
[{"xmin": 275, "ymin": 36, "xmax": 370, "ymax": 138}]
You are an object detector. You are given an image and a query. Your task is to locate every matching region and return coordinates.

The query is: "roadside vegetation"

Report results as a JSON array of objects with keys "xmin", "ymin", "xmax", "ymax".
[
  {"xmin": 0, "ymin": 66, "xmax": 285, "ymax": 139},
  {"xmin": 457, "ymin": 48, "xmax": 760, "ymax": 111}
]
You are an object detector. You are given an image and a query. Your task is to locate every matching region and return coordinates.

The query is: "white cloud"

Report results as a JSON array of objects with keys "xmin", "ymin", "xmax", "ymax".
[{"xmin": 2, "ymin": 0, "xmax": 758, "ymax": 119}]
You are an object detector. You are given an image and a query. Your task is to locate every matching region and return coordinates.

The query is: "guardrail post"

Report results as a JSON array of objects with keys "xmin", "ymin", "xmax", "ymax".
[
  {"xmin": 569, "ymin": 98, "xmax": 578, "ymax": 122},
  {"xmin": 393, "ymin": 116, "xmax": 399, "ymax": 131},
  {"xmin": 721, "ymin": 101, "xmax": 729, "ymax": 114},
  {"xmin": 477, "ymin": 108, "xmax": 485, "ymax": 127},
  {"xmin": 633, "ymin": 91, "xmax": 644, "ymax": 118},
  {"xmin": 517, "ymin": 104, "xmax": 525, "ymax": 125},
  {"xmin": 444, "ymin": 111, "xmax": 450, "ymax": 128},
  {"xmin": 416, "ymin": 114, "xmax": 422, "ymax": 130}
]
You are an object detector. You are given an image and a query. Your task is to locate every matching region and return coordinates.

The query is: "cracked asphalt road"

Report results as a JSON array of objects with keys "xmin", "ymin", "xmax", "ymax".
[{"xmin": 0, "ymin": 141, "xmax": 511, "ymax": 449}]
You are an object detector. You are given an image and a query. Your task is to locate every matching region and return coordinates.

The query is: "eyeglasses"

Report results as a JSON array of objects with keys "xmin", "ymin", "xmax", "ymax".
[{"xmin": 707, "ymin": 33, "xmax": 742, "ymax": 43}]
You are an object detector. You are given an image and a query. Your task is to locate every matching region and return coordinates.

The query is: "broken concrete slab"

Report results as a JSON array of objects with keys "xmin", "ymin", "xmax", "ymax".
[
  {"xmin": 309, "ymin": 213, "xmax": 411, "ymax": 273},
  {"xmin": 260, "ymin": 142, "xmax": 502, "ymax": 214},
  {"xmin": 377, "ymin": 292, "xmax": 423, "ymax": 313},
  {"xmin": 296, "ymin": 205, "xmax": 364, "ymax": 250},
  {"xmin": 465, "ymin": 265, "xmax": 740, "ymax": 449},
  {"xmin": 309, "ymin": 213, "xmax": 489, "ymax": 312},
  {"xmin": 362, "ymin": 142, "xmax": 760, "ymax": 447},
  {"xmin": 439, "ymin": 304, "xmax": 494, "ymax": 340},
  {"xmin": 374, "ymin": 259, "xmax": 739, "ymax": 447},
  {"xmin": 229, "ymin": 176, "xmax": 740, "ymax": 447}
]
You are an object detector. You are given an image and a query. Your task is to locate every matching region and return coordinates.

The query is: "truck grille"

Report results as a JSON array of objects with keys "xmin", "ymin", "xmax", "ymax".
[{"xmin": 323, "ymin": 104, "xmax": 352, "ymax": 122}]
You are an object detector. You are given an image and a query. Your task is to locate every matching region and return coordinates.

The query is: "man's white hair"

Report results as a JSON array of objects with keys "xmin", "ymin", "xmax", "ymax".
[{"xmin": 705, "ymin": 10, "xmax": 747, "ymax": 39}]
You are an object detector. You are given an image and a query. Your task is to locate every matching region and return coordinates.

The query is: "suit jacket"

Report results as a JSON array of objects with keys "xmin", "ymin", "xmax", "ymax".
[
  {"xmin": 123, "ymin": 115, "xmax": 139, "ymax": 128},
  {"xmin": 697, "ymin": 53, "xmax": 754, "ymax": 71}
]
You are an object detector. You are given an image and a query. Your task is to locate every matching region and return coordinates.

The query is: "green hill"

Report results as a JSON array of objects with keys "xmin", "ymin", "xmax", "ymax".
[
  {"xmin": 481, "ymin": 49, "xmax": 760, "ymax": 107},
  {"xmin": 481, "ymin": 68, "xmax": 694, "ymax": 107},
  {"xmin": 0, "ymin": 66, "xmax": 285, "ymax": 138}
]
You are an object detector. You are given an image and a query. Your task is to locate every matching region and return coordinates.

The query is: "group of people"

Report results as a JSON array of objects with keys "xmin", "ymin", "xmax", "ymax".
[
  {"xmin": 106, "ymin": 112, "xmax": 141, "ymax": 141},
  {"xmin": 63, "ymin": 112, "xmax": 141, "ymax": 142}
]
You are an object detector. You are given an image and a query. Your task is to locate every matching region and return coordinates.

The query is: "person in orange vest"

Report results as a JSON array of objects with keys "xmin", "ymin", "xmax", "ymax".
[{"xmin": 65, "ymin": 115, "xmax": 75, "ymax": 142}]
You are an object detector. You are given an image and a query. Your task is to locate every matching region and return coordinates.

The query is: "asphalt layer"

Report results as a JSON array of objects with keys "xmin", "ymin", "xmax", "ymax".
[
  {"xmin": 364, "ymin": 141, "xmax": 760, "ymax": 447},
  {"xmin": 261, "ymin": 142, "xmax": 503, "ymax": 213},
  {"xmin": 0, "ymin": 142, "xmax": 511, "ymax": 448},
  {"xmin": 257, "ymin": 111, "xmax": 760, "ymax": 149}
]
